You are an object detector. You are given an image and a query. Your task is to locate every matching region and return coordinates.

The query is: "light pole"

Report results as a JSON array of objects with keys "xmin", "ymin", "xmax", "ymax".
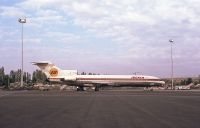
[
  {"xmin": 18, "ymin": 18, "xmax": 26, "ymax": 87},
  {"xmin": 169, "ymin": 39, "xmax": 174, "ymax": 90}
]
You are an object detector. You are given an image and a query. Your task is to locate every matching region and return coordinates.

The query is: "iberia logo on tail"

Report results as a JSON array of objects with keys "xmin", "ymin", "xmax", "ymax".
[{"xmin": 49, "ymin": 68, "xmax": 58, "ymax": 77}]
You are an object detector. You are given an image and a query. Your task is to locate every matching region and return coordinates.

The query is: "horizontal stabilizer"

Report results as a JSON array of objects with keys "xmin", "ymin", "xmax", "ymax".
[{"xmin": 32, "ymin": 61, "xmax": 53, "ymax": 65}]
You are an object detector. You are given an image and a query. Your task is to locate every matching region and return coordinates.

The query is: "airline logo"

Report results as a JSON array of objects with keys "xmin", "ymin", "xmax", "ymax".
[
  {"xmin": 49, "ymin": 68, "xmax": 58, "ymax": 77},
  {"xmin": 131, "ymin": 76, "xmax": 144, "ymax": 79}
]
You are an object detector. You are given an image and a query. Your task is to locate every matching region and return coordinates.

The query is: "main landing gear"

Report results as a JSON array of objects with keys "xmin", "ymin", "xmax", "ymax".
[
  {"xmin": 77, "ymin": 86, "xmax": 84, "ymax": 91},
  {"xmin": 95, "ymin": 84, "xmax": 100, "ymax": 91},
  {"xmin": 76, "ymin": 85, "xmax": 101, "ymax": 91}
]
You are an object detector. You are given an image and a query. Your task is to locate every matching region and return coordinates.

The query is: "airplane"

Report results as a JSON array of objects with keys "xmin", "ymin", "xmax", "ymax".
[{"xmin": 32, "ymin": 61, "xmax": 165, "ymax": 91}]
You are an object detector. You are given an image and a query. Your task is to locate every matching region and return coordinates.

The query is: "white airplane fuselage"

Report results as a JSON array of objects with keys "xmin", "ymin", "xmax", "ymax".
[{"xmin": 71, "ymin": 75, "xmax": 163, "ymax": 86}]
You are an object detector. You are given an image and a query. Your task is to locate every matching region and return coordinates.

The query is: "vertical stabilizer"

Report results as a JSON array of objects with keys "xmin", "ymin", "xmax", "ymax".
[{"xmin": 32, "ymin": 61, "xmax": 61, "ymax": 78}]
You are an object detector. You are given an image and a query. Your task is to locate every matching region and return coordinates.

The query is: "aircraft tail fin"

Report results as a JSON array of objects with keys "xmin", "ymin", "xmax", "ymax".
[{"xmin": 32, "ymin": 61, "xmax": 61, "ymax": 78}]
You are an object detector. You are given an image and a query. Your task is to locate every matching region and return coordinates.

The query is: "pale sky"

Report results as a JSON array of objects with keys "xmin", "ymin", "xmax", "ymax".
[{"xmin": 0, "ymin": 0, "xmax": 200, "ymax": 77}]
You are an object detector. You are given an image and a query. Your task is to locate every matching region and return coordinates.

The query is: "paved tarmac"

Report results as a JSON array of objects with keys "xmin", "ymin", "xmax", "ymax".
[{"xmin": 0, "ymin": 90, "xmax": 200, "ymax": 128}]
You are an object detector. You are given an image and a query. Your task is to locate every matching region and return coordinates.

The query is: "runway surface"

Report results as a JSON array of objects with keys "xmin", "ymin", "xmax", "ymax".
[{"xmin": 0, "ymin": 90, "xmax": 200, "ymax": 128}]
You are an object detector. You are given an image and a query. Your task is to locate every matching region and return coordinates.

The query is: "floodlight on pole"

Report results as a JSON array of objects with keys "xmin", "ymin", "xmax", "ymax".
[
  {"xmin": 18, "ymin": 17, "xmax": 26, "ymax": 87},
  {"xmin": 169, "ymin": 39, "xmax": 174, "ymax": 90}
]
